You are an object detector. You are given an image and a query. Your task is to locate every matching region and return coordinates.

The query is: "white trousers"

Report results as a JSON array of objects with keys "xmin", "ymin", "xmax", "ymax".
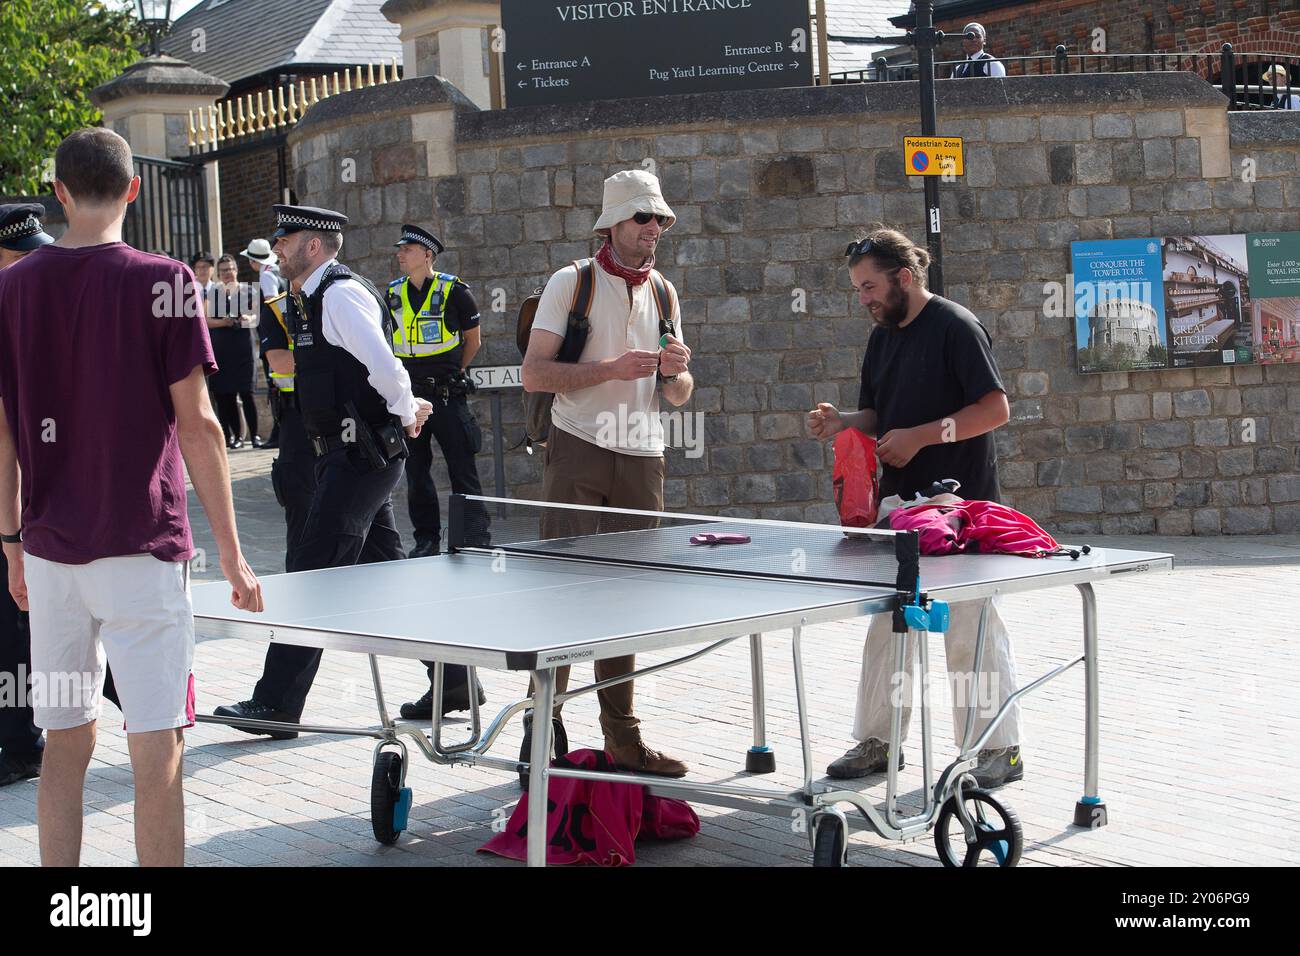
[{"xmin": 851, "ymin": 597, "xmax": 1021, "ymax": 751}]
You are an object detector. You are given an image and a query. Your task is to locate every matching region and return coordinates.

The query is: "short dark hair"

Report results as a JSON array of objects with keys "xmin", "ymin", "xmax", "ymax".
[
  {"xmin": 191, "ymin": 251, "xmax": 214, "ymax": 267},
  {"xmin": 216, "ymin": 254, "xmax": 238, "ymax": 270},
  {"xmin": 54, "ymin": 128, "xmax": 134, "ymax": 204},
  {"xmin": 847, "ymin": 224, "xmax": 932, "ymax": 288}
]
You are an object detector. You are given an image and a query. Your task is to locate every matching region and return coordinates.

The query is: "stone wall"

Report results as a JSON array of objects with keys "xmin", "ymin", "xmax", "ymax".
[{"xmin": 287, "ymin": 71, "xmax": 1300, "ymax": 534}]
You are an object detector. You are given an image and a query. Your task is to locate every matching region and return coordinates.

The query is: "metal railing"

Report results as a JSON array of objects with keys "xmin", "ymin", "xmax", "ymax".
[
  {"xmin": 187, "ymin": 58, "xmax": 402, "ymax": 154},
  {"xmin": 830, "ymin": 44, "xmax": 1299, "ymax": 112},
  {"xmin": 124, "ymin": 156, "xmax": 209, "ymax": 263}
]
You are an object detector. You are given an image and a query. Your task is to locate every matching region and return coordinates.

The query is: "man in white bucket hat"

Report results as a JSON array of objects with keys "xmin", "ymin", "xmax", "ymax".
[
  {"xmin": 1262, "ymin": 64, "xmax": 1299, "ymax": 110},
  {"xmin": 241, "ymin": 237, "xmax": 284, "ymax": 301},
  {"xmin": 520, "ymin": 169, "xmax": 694, "ymax": 780}
]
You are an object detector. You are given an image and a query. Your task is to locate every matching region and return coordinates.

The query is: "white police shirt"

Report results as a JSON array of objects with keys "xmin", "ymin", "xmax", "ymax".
[{"xmin": 301, "ymin": 259, "xmax": 419, "ymax": 426}]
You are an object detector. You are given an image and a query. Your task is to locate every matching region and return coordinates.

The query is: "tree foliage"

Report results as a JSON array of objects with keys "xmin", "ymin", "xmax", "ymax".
[{"xmin": 0, "ymin": 0, "xmax": 143, "ymax": 195}]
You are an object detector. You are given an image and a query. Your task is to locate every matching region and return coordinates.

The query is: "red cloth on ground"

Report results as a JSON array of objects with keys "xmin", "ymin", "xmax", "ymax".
[{"xmin": 478, "ymin": 749, "xmax": 700, "ymax": 866}]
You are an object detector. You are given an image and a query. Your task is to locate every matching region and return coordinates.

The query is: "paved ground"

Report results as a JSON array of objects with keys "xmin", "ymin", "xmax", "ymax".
[{"xmin": 1, "ymin": 446, "xmax": 1297, "ymax": 867}]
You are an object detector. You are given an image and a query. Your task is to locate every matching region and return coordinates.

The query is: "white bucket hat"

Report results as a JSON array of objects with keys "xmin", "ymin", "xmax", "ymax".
[
  {"xmin": 1263, "ymin": 64, "xmax": 1290, "ymax": 84},
  {"xmin": 240, "ymin": 237, "xmax": 276, "ymax": 265},
  {"xmin": 593, "ymin": 169, "xmax": 676, "ymax": 236}
]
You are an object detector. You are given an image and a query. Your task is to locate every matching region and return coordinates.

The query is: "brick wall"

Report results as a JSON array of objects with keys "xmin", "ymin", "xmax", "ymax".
[
  {"xmin": 215, "ymin": 144, "xmax": 284, "ymax": 280},
  {"xmin": 287, "ymin": 72, "xmax": 1300, "ymax": 534},
  {"xmin": 933, "ymin": 0, "xmax": 1300, "ymax": 65}
]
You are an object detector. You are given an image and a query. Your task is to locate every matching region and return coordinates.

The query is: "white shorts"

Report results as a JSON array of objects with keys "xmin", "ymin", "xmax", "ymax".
[{"xmin": 25, "ymin": 553, "xmax": 196, "ymax": 734}]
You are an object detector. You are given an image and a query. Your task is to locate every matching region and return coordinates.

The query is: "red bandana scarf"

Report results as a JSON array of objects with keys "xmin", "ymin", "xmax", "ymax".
[{"xmin": 595, "ymin": 240, "xmax": 654, "ymax": 287}]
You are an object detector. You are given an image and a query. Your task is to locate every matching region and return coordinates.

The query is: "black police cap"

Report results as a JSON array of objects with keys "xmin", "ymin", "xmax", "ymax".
[
  {"xmin": 0, "ymin": 203, "xmax": 54, "ymax": 252},
  {"xmin": 394, "ymin": 224, "xmax": 444, "ymax": 256},
  {"xmin": 271, "ymin": 204, "xmax": 348, "ymax": 239}
]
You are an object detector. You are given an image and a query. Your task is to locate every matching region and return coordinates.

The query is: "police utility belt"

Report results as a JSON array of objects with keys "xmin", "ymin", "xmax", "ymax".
[
  {"xmin": 414, "ymin": 369, "xmax": 477, "ymax": 404},
  {"xmin": 311, "ymin": 401, "xmax": 409, "ymax": 467}
]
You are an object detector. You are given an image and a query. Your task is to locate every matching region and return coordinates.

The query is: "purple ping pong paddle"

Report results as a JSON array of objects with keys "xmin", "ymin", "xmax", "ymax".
[{"xmin": 690, "ymin": 532, "xmax": 752, "ymax": 546}]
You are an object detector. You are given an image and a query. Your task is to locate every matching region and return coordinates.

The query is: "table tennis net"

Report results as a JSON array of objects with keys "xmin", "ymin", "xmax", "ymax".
[{"xmin": 450, "ymin": 495, "xmax": 920, "ymax": 591}]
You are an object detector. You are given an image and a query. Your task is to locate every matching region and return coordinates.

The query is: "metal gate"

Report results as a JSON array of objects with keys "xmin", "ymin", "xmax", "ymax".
[{"xmin": 124, "ymin": 155, "xmax": 209, "ymax": 262}]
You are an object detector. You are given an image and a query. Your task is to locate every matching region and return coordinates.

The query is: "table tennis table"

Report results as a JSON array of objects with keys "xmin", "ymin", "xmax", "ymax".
[{"xmin": 192, "ymin": 494, "xmax": 1174, "ymax": 867}]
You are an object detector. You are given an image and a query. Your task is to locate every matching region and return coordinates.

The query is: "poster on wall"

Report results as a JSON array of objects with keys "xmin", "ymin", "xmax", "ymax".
[
  {"xmin": 1246, "ymin": 233, "xmax": 1300, "ymax": 365},
  {"xmin": 1072, "ymin": 232, "xmax": 1300, "ymax": 372},
  {"xmin": 1071, "ymin": 238, "xmax": 1169, "ymax": 374},
  {"xmin": 1162, "ymin": 235, "xmax": 1252, "ymax": 368}
]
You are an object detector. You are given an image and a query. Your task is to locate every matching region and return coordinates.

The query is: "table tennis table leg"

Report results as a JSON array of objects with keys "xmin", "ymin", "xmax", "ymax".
[
  {"xmin": 526, "ymin": 669, "xmax": 556, "ymax": 868},
  {"xmin": 745, "ymin": 633, "xmax": 776, "ymax": 773},
  {"xmin": 1073, "ymin": 583, "xmax": 1107, "ymax": 829}
]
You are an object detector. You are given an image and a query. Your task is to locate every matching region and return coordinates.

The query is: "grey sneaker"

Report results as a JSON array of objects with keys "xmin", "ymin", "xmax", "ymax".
[
  {"xmin": 826, "ymin": 738, "xmax": 905, "ymax": 779},
  {"xmin": 972, "ymin": 746, "xmax": 1024, "ymax": 789}
]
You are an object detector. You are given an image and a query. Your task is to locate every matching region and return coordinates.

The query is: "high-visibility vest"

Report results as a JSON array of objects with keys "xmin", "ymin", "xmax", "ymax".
[
  {"xmin": 265, "ymin": 292, "xmax": 294, "ymax": 392},
  {"xmin": 387, "ymin": 273, "xmax": 460, "ymax": 359}
]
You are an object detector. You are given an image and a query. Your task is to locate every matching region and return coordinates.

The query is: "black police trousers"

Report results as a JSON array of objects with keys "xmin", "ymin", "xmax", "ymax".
[
  {"xmin": 0, "ymin": 550, "xmax": 41, "ymax": 760},
  {"xmin": 406, "ymin": 390, "xmax": 491, "ymax": 550},
  {"xmin": 269, "ymin": 405, "xmax": 317, "ymax": 565},
  {"xmin": 253, "ymin": 444, "xmax": 468, "ymax": 718}
]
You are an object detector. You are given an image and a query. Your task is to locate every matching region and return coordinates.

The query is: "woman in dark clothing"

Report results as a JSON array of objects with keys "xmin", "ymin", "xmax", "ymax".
[{"xmin": 206, "ymin": 254, "xmax": 262, "ymax": 448}]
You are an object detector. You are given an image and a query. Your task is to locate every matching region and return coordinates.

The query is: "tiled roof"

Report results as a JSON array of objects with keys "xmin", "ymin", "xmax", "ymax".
[
  {"xmin": 159, "ymin": 0, "xmax": 402, "ymax": 87},
  {"xmin": 813, "ymin": 0, "xmax": 914, "ymax": 75}
]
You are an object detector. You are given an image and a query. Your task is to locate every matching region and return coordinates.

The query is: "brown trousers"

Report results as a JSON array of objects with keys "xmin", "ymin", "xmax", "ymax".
[{"xmin": 531, "ymin": 425, "xmax": 665, "ymax": 748}]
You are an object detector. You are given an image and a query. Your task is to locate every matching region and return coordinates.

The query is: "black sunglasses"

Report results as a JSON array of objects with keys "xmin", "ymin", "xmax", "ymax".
[
  {"xmin": 845, "ymin": 238, "xmax": 875, "ymax": 258},
  {"xmin": 633, "ymin": 211, "xmax": 670, "ymax": 226}
]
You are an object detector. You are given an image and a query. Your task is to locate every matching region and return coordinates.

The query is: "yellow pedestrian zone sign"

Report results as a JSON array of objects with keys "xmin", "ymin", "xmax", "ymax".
[{"xmin": 904, "ymin": 136, "xmax": 965, "ymax": 177}]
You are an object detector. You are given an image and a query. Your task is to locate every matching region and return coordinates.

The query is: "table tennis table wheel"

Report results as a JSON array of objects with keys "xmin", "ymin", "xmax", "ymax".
[
  {"xmin": 933, "ymin": 789, "xmax": 1022, "ymax": 868},
  {"xmin": 812, "ymin": 814, "xmax": 847, "ymax": 868},
  {"xmin": 371, "ymin": 752, "xmax": 412, "ymax": 846}
]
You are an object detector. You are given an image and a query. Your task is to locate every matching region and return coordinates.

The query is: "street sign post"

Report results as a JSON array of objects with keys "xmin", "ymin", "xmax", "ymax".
[
  {"xmin": 904, "ymin": 136, "xmax": 965, "ymax": 176},
  {"xmin": 469, "ymin": 365, "xmax": 523, "ymax": 514}
]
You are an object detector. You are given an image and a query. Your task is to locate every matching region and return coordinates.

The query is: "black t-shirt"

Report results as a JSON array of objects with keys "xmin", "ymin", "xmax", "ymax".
[
  {"xmin": 858, "ymin": 295, "xmax": 1005, "ymax": 503},
  {"xmin": 399, "ymin": 277, "xmax": 481, "ymax": 379}
]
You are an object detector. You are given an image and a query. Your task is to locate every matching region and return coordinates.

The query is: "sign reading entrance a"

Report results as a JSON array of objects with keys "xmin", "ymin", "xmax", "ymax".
[
  {"xmin": 904, "ymin": 136, "xmax": 965, "ymax": 177},
  {"xmin": 501, "ymin": 0, "xmax": 813, "ymax": 107}
]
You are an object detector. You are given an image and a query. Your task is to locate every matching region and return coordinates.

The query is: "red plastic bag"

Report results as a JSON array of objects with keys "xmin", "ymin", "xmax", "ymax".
[
  {"xmin": 833, "ymin": 429, "xmax": 880, "ymax": 527},
  {"xmin": 889, "ymin": 499, "xmax": 1069, "ymax": 558}
]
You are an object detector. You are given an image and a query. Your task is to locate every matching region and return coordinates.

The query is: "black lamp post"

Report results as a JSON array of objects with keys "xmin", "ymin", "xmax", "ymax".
[{"xmin": 136, "ymin": 0, "xmax": 174, "ymax": 57}]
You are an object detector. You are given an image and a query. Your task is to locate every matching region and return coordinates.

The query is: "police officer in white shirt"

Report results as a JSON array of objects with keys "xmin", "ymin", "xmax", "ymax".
[
  {"xmin": 952, "ymin": 23, "xmax": 1007, "ymax": 79},
  {"xmin": 215, "ymin": 204, "xmax": 433, "ymax": 735}
]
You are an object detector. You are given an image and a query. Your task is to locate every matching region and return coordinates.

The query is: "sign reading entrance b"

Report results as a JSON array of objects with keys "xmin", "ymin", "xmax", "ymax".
[{"xmin": 905, "ymin": 136, "xmax": 965, "ymax": 177}]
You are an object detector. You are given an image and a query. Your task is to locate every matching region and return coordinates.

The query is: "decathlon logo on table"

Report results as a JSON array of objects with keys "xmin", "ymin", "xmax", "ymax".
[{"xmin": 49, "ymin": 887, "xmax": 151, "ymax": 937}]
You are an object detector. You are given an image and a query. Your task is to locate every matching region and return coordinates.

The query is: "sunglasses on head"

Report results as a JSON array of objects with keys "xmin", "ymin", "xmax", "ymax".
[
  {"xmin": 845, "ymin": 238, "xmax": 875, "ymax": 258},
  {"xmin": 633, "ymin": 211, "xmax": 670, "ymax": 226}
]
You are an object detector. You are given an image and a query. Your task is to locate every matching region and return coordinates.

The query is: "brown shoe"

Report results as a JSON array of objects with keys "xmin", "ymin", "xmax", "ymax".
[{"xmin": 607, "ymin": 740, "xmax": 688, "ymax": 778}]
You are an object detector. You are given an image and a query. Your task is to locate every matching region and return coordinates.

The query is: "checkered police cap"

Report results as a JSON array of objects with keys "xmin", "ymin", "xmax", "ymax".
[
  {"xmin": 270, "ymin": 204, "xmax": 348, "ymax": 239},
  {"xmin": 394, "ymin": 224, "xmax": 444, "ymax": 256},
  {"xmin": 0, "ymin": 203, "xmax": 54, "ymax": 251}
]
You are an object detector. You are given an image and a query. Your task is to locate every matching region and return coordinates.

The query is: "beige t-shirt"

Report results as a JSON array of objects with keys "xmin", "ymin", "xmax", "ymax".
[{"xmin": 533, "ymin": 261, "xmax": 683, "ymax": 456}]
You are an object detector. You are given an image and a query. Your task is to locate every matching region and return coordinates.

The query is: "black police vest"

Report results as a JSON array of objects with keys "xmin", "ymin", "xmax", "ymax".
[{"xmin": 291, "ymin": 264, "xmax": 396, "ymax": 438}]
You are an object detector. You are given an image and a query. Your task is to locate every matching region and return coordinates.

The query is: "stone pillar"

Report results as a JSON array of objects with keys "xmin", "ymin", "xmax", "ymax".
[
  {"xmin": 91, "ymin": 56, "xmax": 229, "ymax": 254},
  {"xmin": 382, "ymin": 0, "xmax": 498, "ymax": 109}
]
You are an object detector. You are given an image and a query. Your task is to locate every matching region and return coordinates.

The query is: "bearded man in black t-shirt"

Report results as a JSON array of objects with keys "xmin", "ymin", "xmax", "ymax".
[{"xmin": 806, "ymin": 226, "xmax": 1025, "ymax": 789}]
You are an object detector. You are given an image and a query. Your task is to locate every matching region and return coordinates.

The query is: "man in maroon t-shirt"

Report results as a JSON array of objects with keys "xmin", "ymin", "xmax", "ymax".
[{"xmin": 0, "ymin": 128, "xmax": 264, "ymax": 867}]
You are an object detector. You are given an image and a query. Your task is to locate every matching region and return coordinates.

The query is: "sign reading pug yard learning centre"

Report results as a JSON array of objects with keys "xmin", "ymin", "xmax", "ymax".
[{"xmin": 502, "ymin": 0, "xmax": 813, "ymax": 107}]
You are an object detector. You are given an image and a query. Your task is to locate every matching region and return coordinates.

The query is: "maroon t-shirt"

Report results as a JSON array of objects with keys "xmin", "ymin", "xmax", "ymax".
[{"xmin": 0, "ymin": 242, "xmax": 216, "ymax": 564}]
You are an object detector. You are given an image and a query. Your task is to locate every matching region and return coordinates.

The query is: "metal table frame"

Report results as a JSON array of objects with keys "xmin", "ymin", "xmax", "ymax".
[{"xmin": 197, "ymin": 496, "xmax": 1172, "ymax": 867}]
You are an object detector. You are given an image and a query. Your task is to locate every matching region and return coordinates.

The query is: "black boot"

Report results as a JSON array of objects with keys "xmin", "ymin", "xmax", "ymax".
[{"xmin": 519, "ymin": 710, "xmax": 569, "ymax": 790}]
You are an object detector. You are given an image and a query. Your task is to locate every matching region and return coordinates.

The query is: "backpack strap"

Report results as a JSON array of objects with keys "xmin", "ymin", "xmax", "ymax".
[
  {"xmin": 648, "ymin": 269, "xmax": 675, "ymax": 339},
  {"xmin": 571, "ymin": 258, "xmax": 596, "ymax": 318}
]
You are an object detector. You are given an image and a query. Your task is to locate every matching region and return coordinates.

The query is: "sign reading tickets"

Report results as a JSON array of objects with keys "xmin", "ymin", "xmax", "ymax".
[
  {"xmin": 904, "ymin": 136, "xmax": 965, "ymax": 177},
  {"xmin": 501, "ymin": 0, "xmax": 813, "ymax": 107}
]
